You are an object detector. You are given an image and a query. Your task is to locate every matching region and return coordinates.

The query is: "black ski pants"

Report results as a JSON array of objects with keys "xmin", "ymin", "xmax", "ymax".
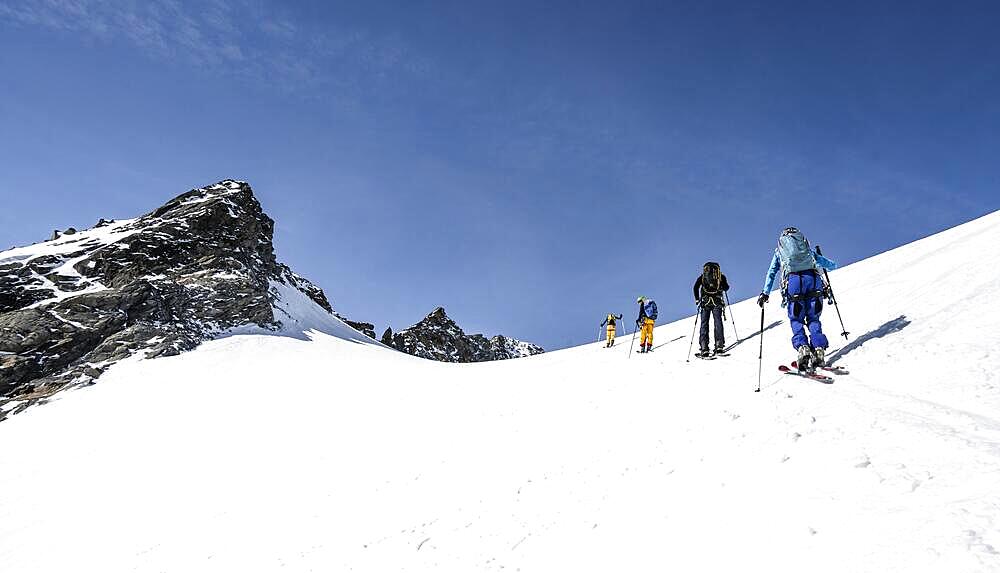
[{"xmin": 699, "ymin": 304, "xmax": 725, "ymax": 351}]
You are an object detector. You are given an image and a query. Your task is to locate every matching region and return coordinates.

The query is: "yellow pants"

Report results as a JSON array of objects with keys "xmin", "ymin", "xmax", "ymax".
[
  {"xmin": 640, "ymin": 318, "xmax": 655, "ymax": 346},
  {"xmin": 606, "ymin": 325, "xmax": 616, "ymax": 345}
]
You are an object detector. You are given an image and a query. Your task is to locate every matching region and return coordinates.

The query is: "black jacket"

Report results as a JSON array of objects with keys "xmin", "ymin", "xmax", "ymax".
[
  {"xmin": 693, "ymin": 274, "xmax": 730, "ymax": 307},
  {"xmin": 600, "ymin": 314, "xmax": 623, "ymax": 327}
]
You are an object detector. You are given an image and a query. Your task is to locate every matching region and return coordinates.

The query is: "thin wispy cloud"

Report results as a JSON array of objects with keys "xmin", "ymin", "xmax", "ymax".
[
  {"xmin": 259, "ymin": 17, "xmax": 296, "ymax": 40},
  {"xmin": 0, "ymin": 0, "xmax": 427, "ymax": 95}
]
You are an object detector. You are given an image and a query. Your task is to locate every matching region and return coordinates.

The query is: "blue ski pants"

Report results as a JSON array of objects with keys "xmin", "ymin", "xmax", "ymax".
[{"xmin": 786, "ymin": 271, "xmax": 829, "ymax": 350}]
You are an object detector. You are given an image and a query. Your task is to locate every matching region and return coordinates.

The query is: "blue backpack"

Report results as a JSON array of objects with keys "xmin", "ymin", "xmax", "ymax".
[
  {"xmin": 645, "ymin": 300, "xmax": 658, "ymax": 320},
  {"xmin": 777, "ymin": 228, "xmax": 817, "ymax": 277}
]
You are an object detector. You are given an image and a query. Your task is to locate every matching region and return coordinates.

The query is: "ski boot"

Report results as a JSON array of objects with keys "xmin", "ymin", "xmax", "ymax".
[
  {"xmin": 813, "ymin": 346, "xmax": 826, "ymax": 367},
  {"xmin": 796, "ymin": 345, "xmax": 815, "ymax": 372},
  {"xmin": 695, "ymin": 347, "xmax": 710, "ymax": 358}
]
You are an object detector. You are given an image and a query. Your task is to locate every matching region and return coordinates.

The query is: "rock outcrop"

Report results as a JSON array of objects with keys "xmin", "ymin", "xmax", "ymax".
[
  {"xmin": 0, "ymin": 180, "xmax": 369, "ymax": 420},
  {"xmin": 382, "ymin": 307, "xmax": 544, "ymax": 363},
  {"xmin": 343, "ymin": 319, "xmax": 376, "ymax": 340}
]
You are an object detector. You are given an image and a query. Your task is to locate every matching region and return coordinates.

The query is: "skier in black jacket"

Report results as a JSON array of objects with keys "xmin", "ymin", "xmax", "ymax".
[
  {"xmin": 600, "ymin": 313, "xmax": 623, "ymax": 347},
  {"xmin": 693, "ymin": 262, "xmax": 730, "ymax": 357}
]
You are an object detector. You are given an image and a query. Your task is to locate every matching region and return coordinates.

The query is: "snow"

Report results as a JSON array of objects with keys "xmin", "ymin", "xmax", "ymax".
[
  {"xmin": 1, "ymin": 211, "xmax": 1000, "ymax": 572},
  {"xmin": 0, "ymin": 218, "xmax": 139, "ymax": 264},
  {"xmin": 0, "ymin": 218, "xmax": 143, "ymax": 308},
  {"xmin": 46, "ymin": 309, "xmax": 88, "ymax": 329},
  {"xmin": 264, "ymin": 279, "xmax": 378, "ymax": 344}
]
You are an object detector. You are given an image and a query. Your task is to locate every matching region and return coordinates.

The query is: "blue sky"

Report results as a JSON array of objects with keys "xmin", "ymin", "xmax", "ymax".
[{"xmin": 2, "ymin": 0, "xmax": 998, "ymax": 350}]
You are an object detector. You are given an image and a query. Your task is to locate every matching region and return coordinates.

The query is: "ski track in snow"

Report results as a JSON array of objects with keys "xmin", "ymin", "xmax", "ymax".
[{"xmin": 1, "ymin": 211, "xmax": 1000, "ymax": 572}]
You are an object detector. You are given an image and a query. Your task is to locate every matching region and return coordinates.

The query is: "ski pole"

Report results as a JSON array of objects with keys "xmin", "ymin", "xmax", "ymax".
[
  {"xmin": 724, "ymin": 291, "xmax": 740, "ymax": 342},
  {"xmin": 815, "ymin": 245, "xmax": 850, "ymax": 339},
  {"xmin": 755, "ymin": 305, "xmax": 765, "ymax": 392},
  {"xmin": 685, "ymin": 306, "xmax": 700, "ymax": 362},
  {"xmin": 628, "ymin": 321, "xmax": 638, "ymax": 359}
]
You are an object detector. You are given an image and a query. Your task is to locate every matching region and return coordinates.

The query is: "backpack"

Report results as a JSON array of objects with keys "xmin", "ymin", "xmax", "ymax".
[
  {"xmin": 645, "ymin": 300, "xmax": 658, "ymax": 320},
  {"xmin": 701, "ymin": 262, "xmax": 722, "ymax": 295},
  {"xmin": 606, "ymin": 313, "xmax": 616, "ymax": 326},
  {"xmin": 777, "ymin": 228, "xmax": 817, "ymax": 276}
]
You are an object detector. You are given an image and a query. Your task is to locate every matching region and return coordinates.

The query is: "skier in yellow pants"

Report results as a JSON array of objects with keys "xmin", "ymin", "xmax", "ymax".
[
  {"xmin": 600, "ymin": 313, "xmax": 623, "ymax": 347},
  {"xmin": 635, "ymin": 296, "xmax": 658, "ymax": 353}
]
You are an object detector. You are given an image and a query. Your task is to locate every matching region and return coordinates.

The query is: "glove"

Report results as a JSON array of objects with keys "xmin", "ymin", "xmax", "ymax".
[
  {"xmin": 757, "ymin": 293, "xmax": 769, "ymax": 307},
  {"xmin": 636, "ymin": 319, "xmax": 642, "ymax": 327}
]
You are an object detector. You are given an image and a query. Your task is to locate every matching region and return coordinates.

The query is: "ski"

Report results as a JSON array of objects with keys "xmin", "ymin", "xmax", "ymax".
[
  {"xmin": 791, "ymin": 361, "xmax": 848, "ymax": 375},
  {"xmin": 711, "ymin": 352, "xmax": 730, "ymax": 358},
  {"xmin": 694, "ymin": 353, "xmax": 716, "ymax": 360},
  {"xmin": 778, "ymin": 364, "xmax": 834, "ymax": 383},
  {"xmin": 816, "ymin": 365, "xmax": 847, "ymax": 375}
]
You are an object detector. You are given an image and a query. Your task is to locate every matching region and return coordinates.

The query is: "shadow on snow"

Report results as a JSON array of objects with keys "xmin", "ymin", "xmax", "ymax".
[
  {"xmin": 826, "ymin": 315, "xmax": 911, "ymax": 366},
  {"xmin": 723, "ymin": 320, "xmax": 784, "ymax": 352},
  {"xmin": 652, "ymin": 335, "xmax": 686, "ymax": 351}
]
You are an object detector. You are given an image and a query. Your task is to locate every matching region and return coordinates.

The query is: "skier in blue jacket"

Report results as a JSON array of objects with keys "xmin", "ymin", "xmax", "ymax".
[
  {"xmin": 756, "ymin": 227, "xmax": 837, "ymax": 371},
  {"xmin": 635, "ymin": 296, "xmax": 658, "ymax": 353}
]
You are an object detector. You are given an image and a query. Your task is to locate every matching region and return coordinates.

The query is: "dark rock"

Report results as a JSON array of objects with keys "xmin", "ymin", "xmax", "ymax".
[
  {"xmin": 342, "ymin": 319, "xmax": 376, "ymax": 340},
  {"xmin": 50, "ymin": 228, "xmax": 78, "ymax": 241},
  {"xmin": 490, "ymin": 334, "xmax": 545, "ymax": 359},
  {"xmin": 383, "ymin": 307, "xmax": 543, "ymax": 363}
]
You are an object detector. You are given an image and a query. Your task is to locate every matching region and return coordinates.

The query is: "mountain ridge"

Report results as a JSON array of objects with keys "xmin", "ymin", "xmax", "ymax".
[{"xmin": 0, "ymin": 180, "xmax": 541, "ymax": 419}]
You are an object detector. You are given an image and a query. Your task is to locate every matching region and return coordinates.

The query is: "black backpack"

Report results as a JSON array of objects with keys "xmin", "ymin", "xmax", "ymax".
[{"xmin": 702, "ymin": 262, "xmax": 722, "ymax": 295}]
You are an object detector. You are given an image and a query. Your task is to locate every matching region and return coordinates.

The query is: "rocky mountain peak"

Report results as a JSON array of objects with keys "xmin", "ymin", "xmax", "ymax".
[
  {"xmin": 381, "ymin": 306, "xmax": 543, "ymax": 363},
  {"xmin": 0, "ymin": 180, "xmax": 358, "ymax": 419},
  {"xmin": 415, "ymin": 306, "xmax": 459, "ymax": 330}
]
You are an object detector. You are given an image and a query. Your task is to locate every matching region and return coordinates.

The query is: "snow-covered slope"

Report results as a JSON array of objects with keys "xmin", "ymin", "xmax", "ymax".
[{"xmin": 1, "ymin": 211, "xmax": 999, "ymax": 572}]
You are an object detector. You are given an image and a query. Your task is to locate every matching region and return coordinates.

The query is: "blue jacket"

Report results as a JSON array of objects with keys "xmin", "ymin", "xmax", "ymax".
[{"xmin": 762, "ymin": 250, "xmax": 837, "ymax": 294}]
